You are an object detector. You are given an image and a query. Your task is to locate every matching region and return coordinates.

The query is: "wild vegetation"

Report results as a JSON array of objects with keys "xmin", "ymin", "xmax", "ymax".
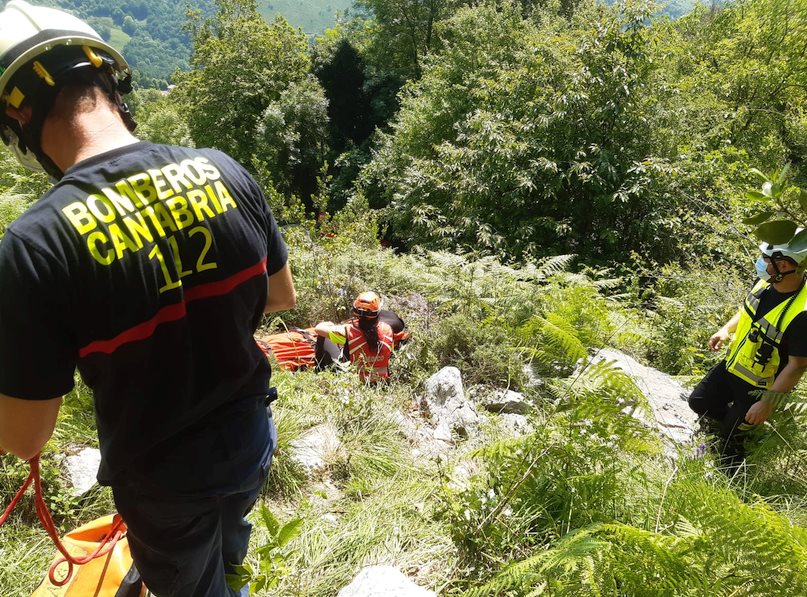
[{"xmin": 2, "ymin": 0, "xmax": 807, "ymax": 594}]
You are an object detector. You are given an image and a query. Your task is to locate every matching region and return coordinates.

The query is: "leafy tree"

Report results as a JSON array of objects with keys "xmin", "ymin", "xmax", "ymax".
[
  {"xmin": 176, "ymin": 0, "xmax": 327, "ymax": 201},
  {"xmin": 121, "ymin": 14, "xmax": 137, "ymax": 35},
  {"xmin": 660, "ymin": 0, "xmax": 807, "ymax": 170},
  {"xmin": 356, "ymin": 0, "xmax": 458, "ymax": 80},
  {"xmin": 312, "ymin": 21, "xmax": 406, "ymax": 210},
  {"xmin": 360, "ymin": 0, "xmax": 701, "ymax": 263},
  {"xmin": 741, "ymin": 164, "xmax": 807, "ymax": 250},
  {"xmin": 359, "ymin": 1, "xmax": 533, "ymax": 208},
  {"xmin": 129, "ymin": 88, "xmax": 194, "ymax": 146},
  {"xmin": 315, "ymin": 40, "xmax": 374, "ymax": 153},
  {"xmin": 0, "ymin": 151, "xmax": 50, "ymax": 237},
  {"xmin": 253, "ymin": 76, "xmax": 330, "ymax": 200},
  {"xmin": 86, "ymin": 16, "xmax": 113, "ymax": 40}
]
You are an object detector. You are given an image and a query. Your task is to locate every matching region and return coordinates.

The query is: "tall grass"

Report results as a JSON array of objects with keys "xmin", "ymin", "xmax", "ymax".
[{"xmin": 2, "ymin": 228, "xmax": 807, "ymax": 596}]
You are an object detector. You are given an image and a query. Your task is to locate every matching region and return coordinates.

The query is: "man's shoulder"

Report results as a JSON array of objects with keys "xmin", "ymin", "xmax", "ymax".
[{"xmin": 63, "ymin": 141, "xmax": 245, "ymax": 178}]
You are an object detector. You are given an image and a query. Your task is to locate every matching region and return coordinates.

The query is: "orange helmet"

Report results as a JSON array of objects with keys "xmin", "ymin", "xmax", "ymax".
[{"xmin": 353, "ymin": 291, "xmax": 382, "ymax": 318}]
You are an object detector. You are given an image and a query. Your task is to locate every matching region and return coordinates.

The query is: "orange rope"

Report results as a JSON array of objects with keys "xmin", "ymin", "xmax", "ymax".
[{"xmin": 0, "ymin": 454, "xmax": 125, "ymax": 586}]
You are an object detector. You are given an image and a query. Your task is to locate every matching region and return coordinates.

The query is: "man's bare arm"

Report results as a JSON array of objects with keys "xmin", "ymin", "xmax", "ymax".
[
  {"xmin": 0, "ymin": 394, "xmax": 62, "ymax": 460},
  {"xmin": 265, "ymin": 263, "xmax": 296, "ymax": 314},
  {"xmin": 745, "ymin": 355, "xmax": 807, "ymax": 425},
  {"xmin": 314, "ymin": 321, "xmax": 336, "ymax": 337},
  {"xmin": 708, "ymin": 309, "xmax": 742, "ymax": 351}
]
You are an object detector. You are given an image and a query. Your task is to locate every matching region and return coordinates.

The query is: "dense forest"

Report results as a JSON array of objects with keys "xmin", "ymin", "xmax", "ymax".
[
  {"xmin": 2, "ymin": 0, "xmax": 807, "ymax": 594},
  {"xmin": 147, "ymin": 0, "xmax": 803, "ymax": 270},
  {"xmin": 52, "ymin": 0, "xmax": 696, "ymax": 87}
]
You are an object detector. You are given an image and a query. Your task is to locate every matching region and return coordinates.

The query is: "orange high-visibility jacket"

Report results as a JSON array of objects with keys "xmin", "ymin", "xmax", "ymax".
[{"xmin": 342, "ymin": 320, "xmax": 394, "ymax": 381}]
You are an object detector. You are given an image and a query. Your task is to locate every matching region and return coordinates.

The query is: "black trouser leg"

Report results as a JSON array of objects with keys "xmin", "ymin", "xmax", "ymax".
[
  {"xmin": 717, "ymin": 390, "xmax": 758, "ymax": 466},
  {"xmin": 689, "ymin": 361, "xmax": 760, "ymax": 463},
  {"xmin": 688, "ymin": 361, "xmax": 731, "ymax": 420}
]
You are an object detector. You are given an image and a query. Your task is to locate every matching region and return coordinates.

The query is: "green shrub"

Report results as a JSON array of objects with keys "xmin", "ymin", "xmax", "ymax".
[
  {"xmin": 425, "ymin": 313, "xmax": 528, "ymax": 389},
  {"xmin": 443, "ymin": 359, "xmax": 660, "ymax": 580},
  {"xmin": 640, "ymin": 261, "xmax": 746, "ymax": 376}
]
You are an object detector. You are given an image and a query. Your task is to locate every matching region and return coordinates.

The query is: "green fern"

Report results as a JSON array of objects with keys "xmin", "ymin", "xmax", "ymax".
[
  {"xmin": 445, "ymin": 352, "xmax": 662, "ymax": 578},
  {"xmin": 669, "ymin": 479, "xmax": 807, "ymax": 594},
  {"xmin": 464, "ymin": 523, "xmax": 690, "ymax": 596},
  {"xmin": 518, "ymin": 313, "xmax": 588, "ymax": 372}
]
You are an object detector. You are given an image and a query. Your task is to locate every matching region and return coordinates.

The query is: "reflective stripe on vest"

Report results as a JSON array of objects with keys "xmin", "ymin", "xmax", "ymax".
[
  {"xmin": 345, "ymin": 321, "xmax": 393, "ymax": 380},
  {"xmin": 725, "ymin": 279, "xmax": 807, "ymax": 388}
]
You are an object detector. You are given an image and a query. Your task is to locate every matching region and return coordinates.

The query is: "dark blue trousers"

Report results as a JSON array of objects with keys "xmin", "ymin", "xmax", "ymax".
[{"xmin": 112, "ymin": 404, "xmax": 276, "ymax": 597}]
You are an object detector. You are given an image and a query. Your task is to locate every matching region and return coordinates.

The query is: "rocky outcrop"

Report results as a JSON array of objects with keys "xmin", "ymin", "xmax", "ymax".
[
  {"xmin": 421, "ymin": 367, "xmax": 480, "ymax": 440},
  {"xmin": 591, "ymin": 348, "xmax": 698, "ymax": 453},
  {"xmin": 336, "ymin": 565, "xmax": 436, "ymax": 597}
]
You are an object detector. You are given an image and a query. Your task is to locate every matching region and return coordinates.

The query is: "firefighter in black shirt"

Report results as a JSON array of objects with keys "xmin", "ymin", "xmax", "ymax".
[{"xmin": 0, "ymin": 2, "xmax": 296, "ymax": 595}]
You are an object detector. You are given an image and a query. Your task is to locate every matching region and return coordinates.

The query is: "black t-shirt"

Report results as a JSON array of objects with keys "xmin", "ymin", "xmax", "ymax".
[
  {"xmin": 0, "ymin": 141, "xmax": 287, "ymax": 489},
  {"xmin": 753, "ymin": 282, "xmax": 807, "ymax": 368}
]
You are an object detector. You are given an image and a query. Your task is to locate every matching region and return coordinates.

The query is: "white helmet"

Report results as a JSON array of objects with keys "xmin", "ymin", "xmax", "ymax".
[
  {"xmin": 0, "ymin": 1, "xmax": 133, "ymax": 177},
  {"xmin": 759, "ymin": 228, "xmax": 807, "ymax": 265}
]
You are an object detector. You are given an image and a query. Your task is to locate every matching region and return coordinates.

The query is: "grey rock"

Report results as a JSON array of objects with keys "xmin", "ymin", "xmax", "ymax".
[
  {"xmin": 336, "ymin": 566, "xmax": 436, "ymax": 597},
  {"xmin": 289, "ymin": 424, "xmax": 343, "ymax": 473},
  {"xmin": 591, "ymin": 348, "xmax": 698, "ymax": 454},
  {"xmin": 499, "ymin": 413, "xmax": 535, "ymax": 436},
  {"xmin": 424, "ymin": 366, "xmax": 464, "ymax": 407},
  {"xmin": 433, "ymin": 421, "xmax": 453, "ymax": 443},
  {"xmin": 523, "ymin": 364, "xmax": 544, "ymax": 388},
  {"xmin": 422, "ymin": 367, "xmax": 480, "ymax": 437},
  {"xmin": 391, "ymin": 410, "xmax": 451, "ymax": 457},
  {"xmin": 482, "ymin": 389, "xmax": 530, "ymax": 415},
  {"xmin": 66, "ymin": 447, "xmax": 101, "ymax": 496}
]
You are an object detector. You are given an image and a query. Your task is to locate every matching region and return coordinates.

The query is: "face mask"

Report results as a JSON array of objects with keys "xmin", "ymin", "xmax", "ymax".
[{"xmin": 755, "ymin": 256, "xmax": 771, "ymax": 281}]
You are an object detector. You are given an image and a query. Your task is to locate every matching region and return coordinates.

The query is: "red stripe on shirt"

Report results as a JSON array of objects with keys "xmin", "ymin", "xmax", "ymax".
[{"xmin": 79, "ymin": 259, "xmax": 268, "ymax": 358}]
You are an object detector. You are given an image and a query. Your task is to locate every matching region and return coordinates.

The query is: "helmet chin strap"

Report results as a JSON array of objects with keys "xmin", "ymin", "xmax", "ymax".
[
  {"xmin": 17, "ymin": 85, "xmax": 63, "ymax": 179},
  {"xmin": 770, "ymin": 260, "xmax": 797, "ymax": 283}
]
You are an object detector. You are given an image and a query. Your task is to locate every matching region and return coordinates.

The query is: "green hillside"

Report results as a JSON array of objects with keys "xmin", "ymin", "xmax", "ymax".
[
  {"xmin": 43, "ymin": 0, "xmax": 353, "ymax": 87},
  {"xmin": 258, "ymin": 0, "xmax": 354, "ymax": 34},
  {"xmin": 4, "ymin": 0, "xmax": 807, "ymax": 594}
]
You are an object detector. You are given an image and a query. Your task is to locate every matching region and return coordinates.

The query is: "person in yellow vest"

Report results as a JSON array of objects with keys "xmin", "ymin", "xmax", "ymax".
[
  {"xmin": 688, "ymin": 236, "xmax": 807, "ymax": 465},
  {"xmin": 314, "ymin": 291, "xmax": 394, "ymax": 383}
]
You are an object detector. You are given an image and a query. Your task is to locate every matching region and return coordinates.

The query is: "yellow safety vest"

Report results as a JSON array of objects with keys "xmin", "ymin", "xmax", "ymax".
[{"xmin": 725, "ymin": 279, "xmax": 807, "ymax": 388}]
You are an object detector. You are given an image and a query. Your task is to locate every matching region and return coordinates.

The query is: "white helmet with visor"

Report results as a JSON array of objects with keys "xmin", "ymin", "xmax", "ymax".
[
  {"xmin": 759, "ymin": 229, "xmax": 807, "ymax": 266},
  {"xmin": 0, "ymin": 0, "xmax": 133, "ymax": 178}
]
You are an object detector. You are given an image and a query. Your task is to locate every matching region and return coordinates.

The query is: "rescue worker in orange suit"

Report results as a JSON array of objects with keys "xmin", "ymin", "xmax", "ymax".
[
  {"xmin": 0, "ymin": 2, "xmax": 296, "ymax": 595},
  {"xmin": 315, "ymin": 292, "xmax": 395, "ymax": 382},
  {"xmin": 688, "ymin": 235, "xmax": 807, "ymax": 467}
]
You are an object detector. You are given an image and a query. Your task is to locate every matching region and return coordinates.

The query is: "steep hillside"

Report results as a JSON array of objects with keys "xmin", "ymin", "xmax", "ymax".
[
  {"xmin": 257, "ymin": 0, "xmax": 354, "ymax": 35},
  {"xmin": 50, "ymin": 0, "xmax": 353, "ymax": 87}
]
